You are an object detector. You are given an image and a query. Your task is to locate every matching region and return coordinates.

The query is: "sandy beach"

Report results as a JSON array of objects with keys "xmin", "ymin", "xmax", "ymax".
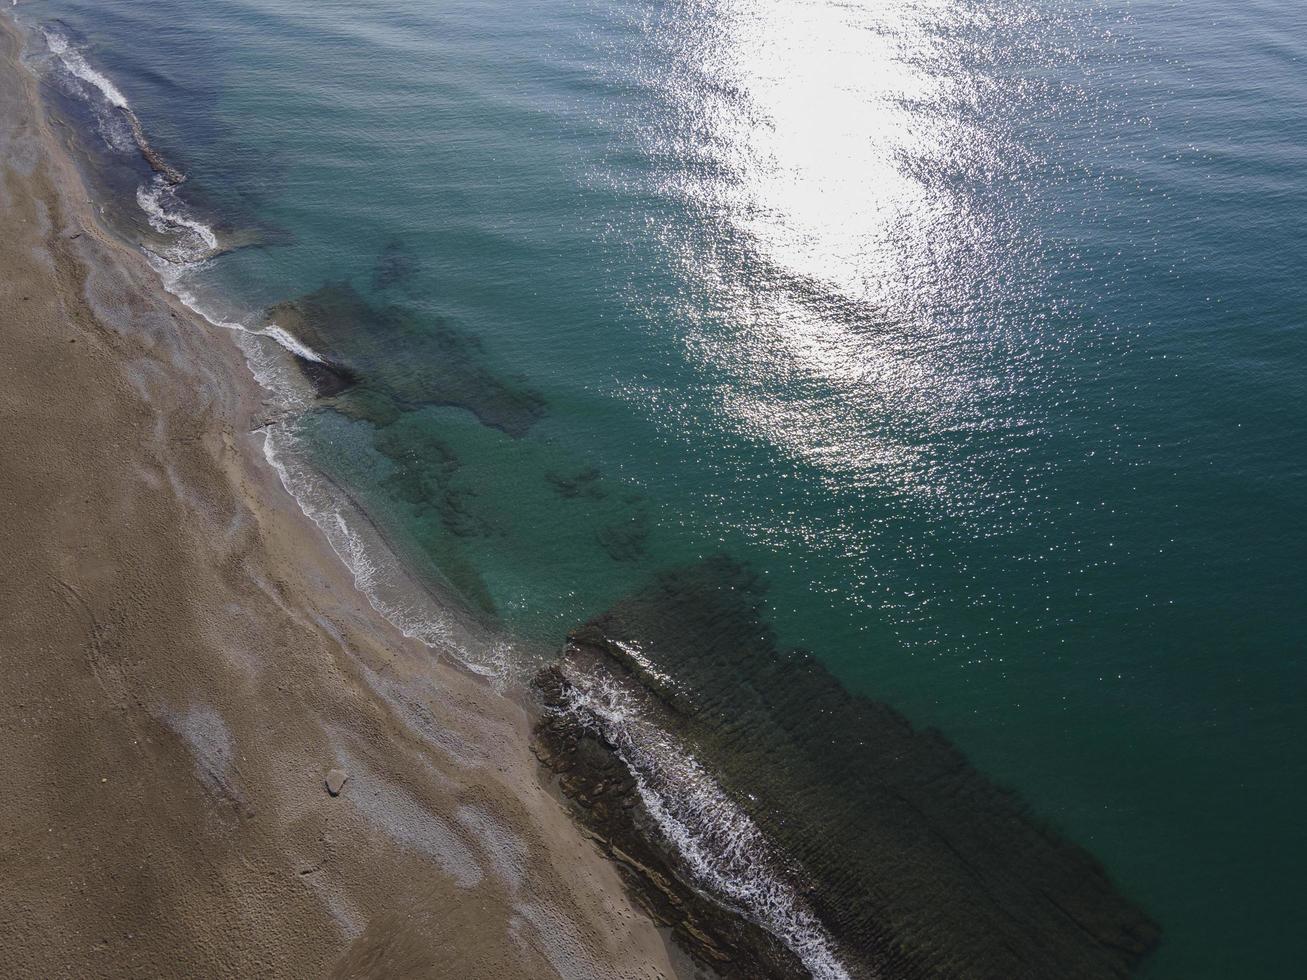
[{"xmin": 0, "ymin": 16, "xmax": 686, "ymax": 978}]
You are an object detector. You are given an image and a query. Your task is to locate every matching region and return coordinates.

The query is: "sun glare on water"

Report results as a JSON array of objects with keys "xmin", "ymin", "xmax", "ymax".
[{"xmin": 621, "ymin": 0, "xmax": 1050, "ymax": 518}]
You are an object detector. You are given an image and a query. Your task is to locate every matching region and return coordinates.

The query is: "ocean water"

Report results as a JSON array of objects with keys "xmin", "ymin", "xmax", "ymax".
[{"xmin": 12, "ymin": 0, "xmax": 1307, "ymax": 975}]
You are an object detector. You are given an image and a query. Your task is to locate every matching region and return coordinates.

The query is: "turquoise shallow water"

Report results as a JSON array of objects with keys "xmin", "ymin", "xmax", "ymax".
[{"xmin": 15, "ymin": 0, "xmax": 1307, "ymax": 974}]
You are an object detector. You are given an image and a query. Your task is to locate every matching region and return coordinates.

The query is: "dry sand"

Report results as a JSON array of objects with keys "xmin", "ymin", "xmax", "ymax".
[{"xmin": 0, "ymin": 17, "xmax": 686, "ymax": 978}]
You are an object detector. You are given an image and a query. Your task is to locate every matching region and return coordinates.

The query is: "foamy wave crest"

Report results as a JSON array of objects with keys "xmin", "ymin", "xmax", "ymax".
[
  {"xmin": 260, "ymin": 324, "xmax": 325, "ymax": 364},
  {"xmin": 43, "ymin": 28, "xmax": 129, "ymax": 109},
  {"xmin": 137, "ymin": 177, "xmax": 217, "ymax": 262},
  {"xmin": 134, "ymin": 181, "xmax": 332, "ymax": 373},
  {"xmin": 43, "ymin": 28, "xmax": 185, "ymax": 182},
  {"xmin": 141, "ymin": 259, "xmax": 328, "ymax": 375},
  {"xmin": 559, "ymin": 672, "xmax": 853, "ymax": 980}
]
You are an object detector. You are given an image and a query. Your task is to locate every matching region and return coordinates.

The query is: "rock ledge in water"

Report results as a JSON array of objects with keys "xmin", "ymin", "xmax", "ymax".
[{"xmin": 534, "ymin": 556, "xmax": 1160, "ymax": 979}]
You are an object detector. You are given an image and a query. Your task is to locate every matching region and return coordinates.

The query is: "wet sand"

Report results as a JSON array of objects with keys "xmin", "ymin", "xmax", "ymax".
[{"xmin": 0, "ymin": 17, "xmax": 684, "ymax": 978}]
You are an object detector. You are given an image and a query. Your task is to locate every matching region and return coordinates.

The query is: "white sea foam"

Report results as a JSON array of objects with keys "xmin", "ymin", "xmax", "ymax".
[
  {"xmin": 560, "ymin": 671, "xmax": 854, "ymax": 980},
  {"xmin": 134, "ymin": 178, "xmax": 337, "ymax": 374},
  {"xmin": 43, "ymin": 28, "xmax": 129, "ymax": 109},
  {"xmin": 260, "ymin": 324, "xmax": 325, "ymax": 363},
  {"xmin": 611, "ymin": 638, "xmax": 678, "ymax": 690},
  {"xmin": 149, "ymin": 265, "xmax": 330, "ymax": 373},
  {"xmin": 137, "ymin": 178, "xmax": 217, "ymax": 260}
]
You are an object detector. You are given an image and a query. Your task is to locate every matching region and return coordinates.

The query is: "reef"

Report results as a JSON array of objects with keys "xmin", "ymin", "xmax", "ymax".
[
  {"xmin": 372, "ymin": 237, "xmax": 421, "ymax": 291},
  {"xmin": 292, "ymin": 351, "xmax": 358, "ymax": 398},
  {"xmin": 267, "ymin": 282, "xmax": 546, "ymax": 437},
  {"xmin": 544, "ymin": 466, "xmax": 606, "ymax": 500},
  {"xmin": 372, "ymin": 423, "xmax": 489, "ymax": 540},
  {"xmin": 595, "ymin": 511, "xmax": 649, "ymax": 563},
  {"xmin": 534, "ymin": 557, "xmax": 1160, "ymax": 979}
]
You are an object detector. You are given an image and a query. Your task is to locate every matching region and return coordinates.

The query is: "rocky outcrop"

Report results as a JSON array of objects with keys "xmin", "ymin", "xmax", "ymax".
[
  {"xmin": 267, "ymin": 282, "xmax": 546, "ymax": 437},
  {"xmin": 534, "ymin": 673, "xmax": 810, "ymax": 979},
  {"xmin": 535, "ymin": 557, "xmax": 1160, "ymax": 979}
]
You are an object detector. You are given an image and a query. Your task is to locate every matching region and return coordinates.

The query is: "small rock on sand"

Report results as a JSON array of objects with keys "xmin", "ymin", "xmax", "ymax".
[{"xmin": 325, "ymin": 769, "xmax": 348, "ymax": 797}]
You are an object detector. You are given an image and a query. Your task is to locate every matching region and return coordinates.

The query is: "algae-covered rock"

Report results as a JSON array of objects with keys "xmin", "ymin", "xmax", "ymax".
[
  {"xmin": 267, "ymin": 282, "xmax": 546, "ymax": 437},
  {"xmin": 536, "ymin": 556, "xmax": 1160, "ymax": 979}
]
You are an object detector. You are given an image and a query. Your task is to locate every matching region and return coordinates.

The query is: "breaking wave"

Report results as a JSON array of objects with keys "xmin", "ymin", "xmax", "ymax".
[
  {"xmin": 43, "ymin": 27, "xmax": 127, "ymax": 108},
  {"xmin": 557, "ymin": 669, "xmax": 853, "ymax": 980},
  {"xmin": 43, "ymin": 26, "xmax": 184, "ymax": 183}
]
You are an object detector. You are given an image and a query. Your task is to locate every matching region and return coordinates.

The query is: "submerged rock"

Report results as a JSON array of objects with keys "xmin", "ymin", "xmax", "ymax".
[
  {"xmin": 293, "ymin": 352, "xmax": 358, "ymax": 398},
  {"xmin": 595, "ymin": 511, "xmax": 649, "ymax": 563},
  {"xmin": 535, "ymin": 556, "xmax": 1160, "ymax": 979},
  {"xmin": 372, "ymin": 238, "xmax": 421, "ymax": 291},
  {"xmin": 266, "ymin": 282, "xmax": 546, "ymax": 437},
  {"xmin": 544, "ymin": 466, "xmax": 607, "ymax": 500},
  {"xmin": 373, "ymin": 424, "xmax": 489, "ymax": 539},
  {"xmin": 534, "ymin": 664, "xmax": 810, "ymax": 980}
]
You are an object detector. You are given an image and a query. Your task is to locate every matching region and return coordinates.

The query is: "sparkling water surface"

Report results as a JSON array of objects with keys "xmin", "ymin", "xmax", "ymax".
[{"xmin": 16, "ymin": 0, "xmax": 1307, "ymax": 975}]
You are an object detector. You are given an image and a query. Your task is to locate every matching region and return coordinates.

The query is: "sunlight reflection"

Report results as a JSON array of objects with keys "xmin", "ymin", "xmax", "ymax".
[{"xmin": 620, "ymin": 0, "xmax": 1044, "ymax": 503}]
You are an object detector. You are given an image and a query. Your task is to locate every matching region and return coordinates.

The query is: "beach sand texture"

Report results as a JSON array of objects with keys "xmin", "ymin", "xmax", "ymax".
[{"xmin": 0, "ymin": 18, "xmax": 683, "ymax": 978}]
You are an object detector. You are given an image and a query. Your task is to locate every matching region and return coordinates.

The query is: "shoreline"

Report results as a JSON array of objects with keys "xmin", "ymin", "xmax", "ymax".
[
  {"xmin": 0, "ymin": 14, "xmax": 693, "ymax": 977},
  {"xmin": 0, "ymin": 10, "xmax": 1165, "ymax": 979},
  {"xmin": 15, "ymin": 17, "xmax": 873, "ymax": 974}
]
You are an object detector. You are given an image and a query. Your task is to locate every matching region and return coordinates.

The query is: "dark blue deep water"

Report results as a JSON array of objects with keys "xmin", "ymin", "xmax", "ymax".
[{"xmin": 14, "ymin": 0, "xmax": 1307, "ymax": 974}]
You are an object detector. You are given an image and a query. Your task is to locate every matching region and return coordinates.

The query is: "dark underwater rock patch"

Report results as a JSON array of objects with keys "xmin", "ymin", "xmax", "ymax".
[
  {"xmin": 372, "ymin": 237, "xmax": 421, "ymax": 291},
  {"xmin": 294, "ymin": 352, "xmax": 358, "ymax": 398},
  {"xmin": 267, "ymin": 282, "xmax": 546, "ymax": 437},
  {"xmin": 595, "ymin": 511, "xmax": 649, "ymax": 563},
  {"xmin": 366, "ymin": 422, "xmax": 499, "ymax": 617},
  {"xmin": 545, "ymin": 466, "xmax": 607, "ymax": 500},
  {"xmin": 535, "ymin": 557, "xmax": 1160, "ymax": 979},
  {"xmin": 373, "ymin": 424, "xmax": 490, "ymax": 540}
]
